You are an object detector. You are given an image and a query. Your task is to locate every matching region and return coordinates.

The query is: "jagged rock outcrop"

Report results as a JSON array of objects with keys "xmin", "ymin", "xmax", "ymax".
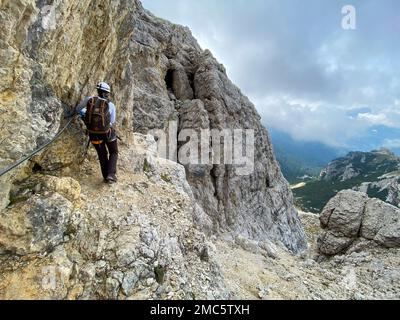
[
  {"xmin": 318, "ymin": 190, "xmax": 400, "ymax": 256},
  {"xmin": 0, "ymin": 0, "xmax": 308, "ymax": 299},
  {"xmin": 354, "ymin": 173, "xmax": 400, "ymax": 208},
  {"xmin": 0, "ymin": 0, "xmax": 306, "ymax": 253}
]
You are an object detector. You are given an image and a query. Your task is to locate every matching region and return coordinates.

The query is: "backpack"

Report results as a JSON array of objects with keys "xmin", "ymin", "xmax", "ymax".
[{"xmin": 84, "ymin": 97, "xmax": 111, "ymax": 134}]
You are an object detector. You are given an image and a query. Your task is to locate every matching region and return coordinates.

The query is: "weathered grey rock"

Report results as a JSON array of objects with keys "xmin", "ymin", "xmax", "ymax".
[
  {"xmin": 259, "ymin": 240, "xmax": 279, "ymax": 259},
  {"xmin": 0, "ymin": 192, "xmax": 73, "ymax": 255},
  {"xmin": 188, "ymin": 50, "xmax": 307, "ymax": 252},
  {"xmin": 318, "ymin": 190, "xmax": 400, "ymax": 255},
  {"xmin": 235, "ymin": 235, "xmax": 260, "ymax": 254},
  {"xmin": 341, "ymin": 164, "xmax": 359, "ymax": 181},
  {"xmin": 320, "ymin": 190, "xmax": 368, "ymax": 238},
  {"xmin": 0, "ymin": 135, "xmax": 231, "ymax": 299},
  {"xmin": 167, "ymin": 60, "xmax": 194, "ymax": 101},
  {"xmin": 319, "ymin": 150, "xmax": 399, "ymax": 182},
  {"xmin": 121, "ymin": 271, "xmax": 139, "ymax": 296},
  {"xmin": 362, "ymin": 199, "xmax": 400, "ymax": 248},
  {"xmin": 105, "ymin": 277, "xmax": 121, "ymax": 300},
  {"xmin": 354, "ymin": 176, "xmax": 400, "ymax": 208},
  {"xmin": 318, "ymin": 231, "xmax": 356, "ymax": 256}
]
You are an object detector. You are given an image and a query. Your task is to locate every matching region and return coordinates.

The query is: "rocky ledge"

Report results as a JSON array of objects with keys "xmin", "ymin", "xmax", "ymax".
[{"xmin": 0, "ymin": 134, "xmax": 229, "ymax": 299}]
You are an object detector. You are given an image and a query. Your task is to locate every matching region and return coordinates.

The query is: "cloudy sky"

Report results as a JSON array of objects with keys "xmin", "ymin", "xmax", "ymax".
[{"xmin": 142, "ymin": 0, "xmax": 400, "ymax": 151}]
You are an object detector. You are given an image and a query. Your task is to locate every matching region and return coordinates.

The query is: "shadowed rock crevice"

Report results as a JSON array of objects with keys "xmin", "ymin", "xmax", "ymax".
[
  {"xmin": 31, "ymin": 163, "xmax": 43, "ymax": 173},
  {"xmin": 164, "ymin": 69, "xmax": 175, "ymax": 96},
  {"xmin": 164, "ymin": 60, "xmax": 194, "ymax": 101}
]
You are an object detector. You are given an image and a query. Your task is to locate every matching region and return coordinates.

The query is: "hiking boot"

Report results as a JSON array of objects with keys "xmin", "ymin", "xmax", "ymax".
[{"xmin": 106, "ymin": 174, "xmax": 118, "ymax": 184}]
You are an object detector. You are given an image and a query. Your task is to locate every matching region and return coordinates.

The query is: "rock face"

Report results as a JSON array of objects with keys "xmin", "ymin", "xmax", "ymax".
[
  {"xmin": 0, "ymin": 0, "xmax": 308, "ymax": 299},
  {"xmin": 0, "ymin": 192, "xmax": 74, "ymax": 256},
  {"xmin": 318, "ymin": 190, "xmax": 400, "ymax": 256},
  {"xmin": 0, "ymin": 0, "xmax": 306, "ymax": 253}
]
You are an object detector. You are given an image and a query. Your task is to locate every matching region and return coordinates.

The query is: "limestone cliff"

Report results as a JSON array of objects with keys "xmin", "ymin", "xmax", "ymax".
[{"xmin": 0, "ymin": 0, "xmax": 306, "ymax": 251}]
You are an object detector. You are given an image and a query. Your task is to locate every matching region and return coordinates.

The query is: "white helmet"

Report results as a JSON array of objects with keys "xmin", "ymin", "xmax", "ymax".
[{"xmin": 97, "ymin": 82, "xmax": 111, "ymax": 93}]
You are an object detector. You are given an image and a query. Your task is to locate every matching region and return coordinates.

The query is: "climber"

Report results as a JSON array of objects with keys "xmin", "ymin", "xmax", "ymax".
[{"xmin": 76, "ymin": 82, "xmax": 118, "ymax": 184}]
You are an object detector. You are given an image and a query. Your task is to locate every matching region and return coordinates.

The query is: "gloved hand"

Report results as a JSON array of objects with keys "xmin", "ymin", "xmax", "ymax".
[{"xmin": 79, "ymin": 109, "xmax": 86, "ymax": 120}]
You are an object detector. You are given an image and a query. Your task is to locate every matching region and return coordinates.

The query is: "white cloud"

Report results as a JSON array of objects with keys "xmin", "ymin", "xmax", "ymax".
[
  {"xmin": 357, "ymin": 113, "xmax": 393, "ymax": 126},
  {"xmin": 254, "ymin": 95, "xmax": 371, "ymax": 147}
]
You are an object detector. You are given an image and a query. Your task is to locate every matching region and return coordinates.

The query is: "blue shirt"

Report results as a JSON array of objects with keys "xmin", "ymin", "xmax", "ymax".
[{"xmin": 76, "ymin": 96, "xmax": 116, "ymax": 126}]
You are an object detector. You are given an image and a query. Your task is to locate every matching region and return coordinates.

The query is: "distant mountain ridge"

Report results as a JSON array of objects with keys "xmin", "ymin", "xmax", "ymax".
[
  {"xmin": 319, "ymin": 148, "xmax": 399, "ymax": 182},
  {"xmin": 293, "ymin": 148, "xmax": 400, "ymax": 213}
]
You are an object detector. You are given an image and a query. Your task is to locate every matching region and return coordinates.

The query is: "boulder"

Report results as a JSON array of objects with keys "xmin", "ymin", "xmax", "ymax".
[
  {"xmin": 320, "ymin": 190, "xmax": 368, "ymax": 238},
  {"xmin": 362, "ymin": 199, "xmax": 400, "ymax": 248},
  {"xmin": 0, "ymin": 193, "xmax": 74, "ymax": 255},
  {"xmin": 318, "ymin": 190, "xmax": 400, "ymax": 255}
]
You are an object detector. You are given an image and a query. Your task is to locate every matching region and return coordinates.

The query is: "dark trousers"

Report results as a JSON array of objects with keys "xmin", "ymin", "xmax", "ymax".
[{"xmin": 90, "ymin": 132, "xmax": 118, "ymax": 180}]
